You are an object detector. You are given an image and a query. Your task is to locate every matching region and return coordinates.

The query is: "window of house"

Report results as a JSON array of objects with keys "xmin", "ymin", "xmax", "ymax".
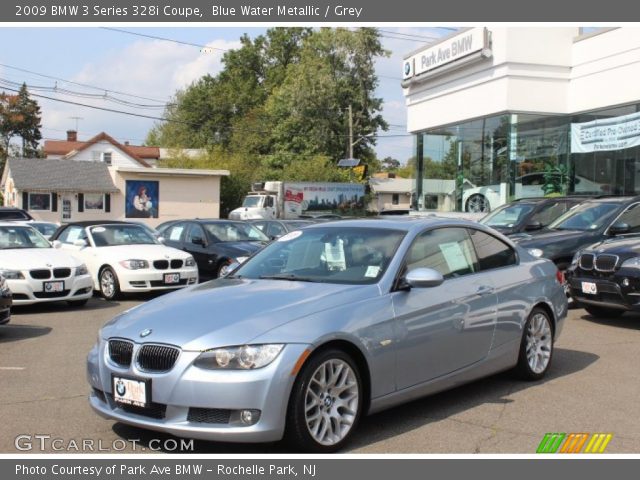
[
  {"xmin": 424, "ymin": 195, "xmax": 439, "ymax": 209},
  {"xmin": 103, "ymin": 152, "xmax": 112, "ymax": 165},
  {"xmin": 392, "ymin": 193, "xmax": 400, "ymax": 205},
  {"xmin": 28, "ymin": 193, "xmax": 51, "ymax": 211},
  {"xmin": 84, "ymin": 194, "xmax": 104, "ymax": 210}
]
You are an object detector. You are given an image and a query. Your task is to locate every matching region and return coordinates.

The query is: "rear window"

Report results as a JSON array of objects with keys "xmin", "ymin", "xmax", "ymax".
[{"xmin": 0, "ymin": 210, "xmax": 32, "ymax": 220}]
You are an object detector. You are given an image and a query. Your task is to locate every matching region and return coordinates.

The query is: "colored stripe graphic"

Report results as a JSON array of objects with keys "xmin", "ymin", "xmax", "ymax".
[{"xmin": 538, "ymin": 433, "xmax": 613, "ymax": 453}]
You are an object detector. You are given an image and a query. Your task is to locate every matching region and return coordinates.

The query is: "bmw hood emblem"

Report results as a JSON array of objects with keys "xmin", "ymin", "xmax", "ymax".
[{"xmin": 140, "ymin": 329, "xmax": 152, "ymax": 338}]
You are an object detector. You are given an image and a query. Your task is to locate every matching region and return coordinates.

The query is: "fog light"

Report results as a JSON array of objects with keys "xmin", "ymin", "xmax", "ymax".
[
  {"xmin": 622, "ymin": 278, "xmax": 630, "ymax": 287},
  {"xmin": 241, "ymin": 410, "xmax": 254, "ymax": 424},
  {"xmin": 230, "ymin": 409, "xmax": 261, "ymax": 426}
]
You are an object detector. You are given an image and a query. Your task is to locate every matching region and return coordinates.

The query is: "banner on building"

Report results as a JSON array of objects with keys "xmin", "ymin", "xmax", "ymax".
[{"xmin": 571, "ymin": 111, "xmax": 640, "ymax": 153}]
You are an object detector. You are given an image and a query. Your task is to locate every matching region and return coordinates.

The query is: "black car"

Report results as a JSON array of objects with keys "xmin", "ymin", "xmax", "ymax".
[
  {"xmin": 0, "ymin": 274, "xmax": 11, "ymax": 325},
  {"xmin": 567, "ymin": 236, "xmax": 640, "ymax": 318},
  {"xmin": 516, "ymin": 196, "xmax": 640, "ymax": 272},
  {"xmin": 249, "ymin": 219, "xmax": 314, "ymax": 240},
  {"xmin": 480, "ymin": 197, "xmax": 588, "ymax": 236},
  {"xmin": 159, "ymin": 219, "xmax": 269, "ymax": 279},
  {"xmin": 0, "ymin": 207, "xmax": 34, "ymax": 221}
]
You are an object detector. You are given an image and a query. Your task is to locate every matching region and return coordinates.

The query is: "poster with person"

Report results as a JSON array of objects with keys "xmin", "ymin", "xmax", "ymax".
[{"xmin": 125, "ymin": 180, "xmax": 159, "ymax": 218}]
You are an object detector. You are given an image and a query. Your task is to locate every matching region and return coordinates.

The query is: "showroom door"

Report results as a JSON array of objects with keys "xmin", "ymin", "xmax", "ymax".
[{"xmin": 61, "ymin": 195, "xmax": 73, "ymax": 223}]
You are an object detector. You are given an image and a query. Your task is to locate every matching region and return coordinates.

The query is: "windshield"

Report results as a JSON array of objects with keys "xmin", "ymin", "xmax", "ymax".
[
  {"xmin": 0, "ymin": 225, "xmax": 51, "ymax": 249},
  {"xmin": 231, "ymin": 226, "xmax": 406, "ymax": 285},
  {"xmin": 204, "ymin": 222, "xmax": 269, "ymax": 242},
  {"xmin": 548, "ymin": 202, "xmax": 621, "ymax": 231},
  {"xmin": 32, "ymin": 223, "xmax": 58, "ymax": 237},
  {"xmin": 242, "ymin": 196, "xmax": 263, "ymax": 208},
  {"xmin": 89, "ymin": 224, "xmax": 158, "ymax": 246},
  {"xmin": 481, "ymin": 204, "xmax": 535, "ymax": 227}
]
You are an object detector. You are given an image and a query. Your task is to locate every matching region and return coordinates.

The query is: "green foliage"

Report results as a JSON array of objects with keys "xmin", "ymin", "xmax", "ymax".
[
  {"xmin": 0, "ymin": 84, "xmax": 42, "ymax": 171},
  {"xmin": 542, "ymin": 162, "xmax": 569, "ymax": 196}
]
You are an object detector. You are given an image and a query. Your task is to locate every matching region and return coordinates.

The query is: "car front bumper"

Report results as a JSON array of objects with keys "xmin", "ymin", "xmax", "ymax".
[
  {"xmin": 0, "ymin": 289, "xmax": 11, "ymax": 324},
  {"xmin": 8, "ymin": 274, "xmax": 93, "ymax": 306},
  {"xmin": 116, "ymin": 267, "xmax": 198, "ymax": 293},
  {"xmin": 87, "ymin": 340, "xmax": 309, "ymax": 443},
  {"xmin": 568, "ymin": 273, "xmax": 640, "ymax": 311}
]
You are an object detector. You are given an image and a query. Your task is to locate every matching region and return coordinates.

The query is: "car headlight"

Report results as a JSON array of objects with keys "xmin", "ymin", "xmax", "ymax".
[
  {"xmin": 194, "ymin": 344, "xmax": 284, "ymax": 370},
  {"xmin": 75, "ymin": 264, "xmax": 89, "ymax": 276},
  {"xmin": 0, "ymin": 276, "xmax": 9, "ymax": 293},
  {"xmin": 235, "ymin": 256, "xmax": 249, "ymax": 264},
  {"xmin": 185, "ymin": 256, "xmax": 196, "ymax": 267},
  {"xmin": 621, "ymin": 257, "xmax": 640, "ymax": 269},
  {"xmin": 0, "ymin": 269, "xmax": 24, "ymax": 280},
  {"xmin": 119, "ymin": 259, "xmax": 149, "ymax": 270}
]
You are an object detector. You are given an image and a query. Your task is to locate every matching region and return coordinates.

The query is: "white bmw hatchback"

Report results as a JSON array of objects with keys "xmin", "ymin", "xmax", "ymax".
[
  {"xmin": 52, "ymin": 222, "xmax": 198, "ymax": 300},
  {"xmin": 0, "ymin": 223, "xmax": 93, "ymax": 306}
]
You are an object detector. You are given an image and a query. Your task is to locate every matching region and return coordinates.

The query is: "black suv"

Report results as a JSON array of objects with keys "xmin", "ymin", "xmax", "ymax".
[
  {"xmin": 515, "ymin": 196, "xmax": 640, "ymax": 272},
  {"xmin": 480, "ymin": 197, "xmax": 587, "ymax": 236},
  {"xmin": 0, "ymin": 207, "xmax": 34, "ymax": 221},
  {"xmin": 567, "ymin": 236, "xmax": 640, "ymax": 318}
]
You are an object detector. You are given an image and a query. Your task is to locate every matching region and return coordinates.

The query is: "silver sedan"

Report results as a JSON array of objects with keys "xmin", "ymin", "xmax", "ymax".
[{"xmin": 87, "ymin": 218, "xmax": 567, "ymax": 452}]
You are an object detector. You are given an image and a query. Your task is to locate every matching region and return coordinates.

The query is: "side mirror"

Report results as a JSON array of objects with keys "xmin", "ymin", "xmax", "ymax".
[
  {"xmin": 191, "ymin": 236, "xmax": 206, "ymax": 246},
  {"xmin": 52, "ymin": 240, "xmax": 62, "ymax": 249},
  {"xmin": 157, "ymin": 236, "xmax": 166, "ymax": 244},
  {"xmin": 404, "ymin": 268, "xmax": 444, "ymax": 289},
  {"xmin": 609, "ymin": 222, "xmax": 630, "ymax": 235},
  {"xmin": 73, "ymin": 239, "xmax": 87, "ymax": 248},
  {"xmin": 525, "ymin": 221, "xmax": 543, "ymax": 231}
]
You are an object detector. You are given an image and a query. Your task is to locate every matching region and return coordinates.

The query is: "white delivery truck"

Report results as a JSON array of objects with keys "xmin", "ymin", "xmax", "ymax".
[{"xmin": 228, "ymin": 181, "xmax": 365, "ymax": 220}]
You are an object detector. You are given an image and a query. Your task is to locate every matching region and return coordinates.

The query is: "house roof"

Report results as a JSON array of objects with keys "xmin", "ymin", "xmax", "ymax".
[
  {"xmin": 6, "ymin": 157, "xmax": 119, "ymax": 193},
  {"xmin": 43, "ymin": 132, "xmax": 154, "ymax": 167}
]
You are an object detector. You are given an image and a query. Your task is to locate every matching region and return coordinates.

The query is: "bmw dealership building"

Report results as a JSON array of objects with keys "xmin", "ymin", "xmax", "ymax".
[{"xmin": 402, "ymin": 27, "xmax": 640, "ymax": 212}]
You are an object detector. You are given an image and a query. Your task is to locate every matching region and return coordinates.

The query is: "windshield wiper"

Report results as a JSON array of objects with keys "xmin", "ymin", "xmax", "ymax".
[{"xmin": 259, "ymin": 273, "xmax": 320, "ymax": 282}]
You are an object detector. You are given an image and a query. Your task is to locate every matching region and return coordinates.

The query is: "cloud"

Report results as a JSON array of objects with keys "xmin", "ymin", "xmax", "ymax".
[{"xmin": 40, "ymin": 37, "xmax": 240, "ymax": 144}]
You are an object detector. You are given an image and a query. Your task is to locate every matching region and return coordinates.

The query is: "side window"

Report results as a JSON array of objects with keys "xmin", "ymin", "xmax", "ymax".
[
  {"xmin": 405, "ymin": 227, "xmax": 478, "ymax": 279},
  {"xmin": 614, "ymin": 203, "xmax": 640, "ymax": 232},
  {"xmin": 253, "ymin": 221, "xmax": 267, "ymax": 232},
  {"xmin": 267, "ymin": 222, "xmax": 286, "ymax": 238},
  {"xmin": 186, "ymin": 223, "xmax": 206, "ymax": 244},
  {"xmin": 165, "ymin": 222, "xmax": 186, "ymax": 242},
  {"xmin": 530, "ymin": 202, "xmax": 569, "ymax": 227},
  {"xmin": 469, "ymin": 229, "xmax": 517, "ymax": 271},
  {"xmin": 57, "ymin": 226, "xmax": 86, "ymax": 244}
]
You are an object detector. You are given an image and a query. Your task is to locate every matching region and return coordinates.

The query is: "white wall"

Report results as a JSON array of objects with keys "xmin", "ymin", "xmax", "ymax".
[{"xmin": 68, "ymin": 141, "xmax": 143, "ymax": 168}]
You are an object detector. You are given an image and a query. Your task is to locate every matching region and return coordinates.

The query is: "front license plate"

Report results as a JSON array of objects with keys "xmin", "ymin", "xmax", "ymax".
[
  {"xmin": 43, "ymin": 281, "xmax": 64, "ymax": 293},
  {"xmin": 581, "ymin": 281, "xmax": 598, "ymax": 295},
  {"xmin": 163, "ymin": 273, "xmax": 180, "ymax": 284},
  {"xmin": 112, "ymin": 375, "xmax": 149, "ymax": 407}
]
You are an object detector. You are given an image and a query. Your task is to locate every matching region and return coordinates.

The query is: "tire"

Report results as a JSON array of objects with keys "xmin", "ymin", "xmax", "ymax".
[
  {"xmin": 67, "ymin": 299, "xmax": 89, "ymax": 307},
  {"xmin": 584, "ymin": 305, "xmax": 625, "ymax": 319},
  {"xmin": 99, "ymin": 267, "xmax": 121, "ymax": 301},
  {"xmin": 285, "ymin": 349, "xmax": 363, "ymax": 453},
  {"xmin": 216, "ymin": 260, "xmax": 232, "ymax": 278},
  {"xmin": 465, "ymin": 194, "xmax": 490, "ymax": 213},
  {"xmin": 515, "ymin": 307, "xmax": 554, "ymax": 381}
]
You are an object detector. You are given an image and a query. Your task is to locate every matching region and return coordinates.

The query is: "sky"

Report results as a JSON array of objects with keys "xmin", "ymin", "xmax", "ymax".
[{"xmin": 0, "ymin": 27, "xmax": 451, "ymax": 162}]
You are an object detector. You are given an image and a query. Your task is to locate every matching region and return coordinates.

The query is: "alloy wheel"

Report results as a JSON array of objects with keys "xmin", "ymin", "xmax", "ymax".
[{"xmin": 525, "ymin": 313, "xmax": 552, "ymax": 374}]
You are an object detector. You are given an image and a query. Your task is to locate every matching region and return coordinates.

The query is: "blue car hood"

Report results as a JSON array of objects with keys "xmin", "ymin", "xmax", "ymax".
[{"xmin": 100, "ymin": 279, "xmax": 377, "ymax": 350}]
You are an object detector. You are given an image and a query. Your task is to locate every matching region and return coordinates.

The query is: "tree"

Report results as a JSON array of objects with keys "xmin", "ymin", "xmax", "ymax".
[
  {"xmin": 381, "ymin": 156, "xmax": 401, "ymax": 171},
  {"xmin": 0, "ymin": 84, "xmax": 42, "ymax": 169}
]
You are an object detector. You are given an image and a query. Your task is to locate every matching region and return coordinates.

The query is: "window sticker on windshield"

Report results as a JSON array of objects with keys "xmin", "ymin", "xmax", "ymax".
[
  {"xmin": 92, "ymin": 227, "xmax": 106, "ymax": 233},
  {"xmin": 169, "ymin": 226, "xmax": 184, "ymax": 241},
  {"xmin": 438, "ymin": 242, "xmax": 470, "ymax": 272},
  {"xmin": 66, "ymin": 229, "xmax": 81, "ymax": 242},
  {"xmin": 324, "ymin": 239, "xmax": 346, "ymax": 270},
  {"xmin": 278, "ymin": 230, "xmax": 303, "ymax": 242},
  {"xmin": 590, "ymin": 224, "xmax": 598, "ymax": 230},
  {"xmin": 365, "ymin": 266, "xmax": 381, "ymax": 278}
]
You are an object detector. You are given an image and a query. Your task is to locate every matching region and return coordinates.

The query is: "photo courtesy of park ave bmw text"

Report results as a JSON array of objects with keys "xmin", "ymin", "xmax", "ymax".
[{"xmin": 1, "ymin": 0, "xmax": 640, "ymax": 479}]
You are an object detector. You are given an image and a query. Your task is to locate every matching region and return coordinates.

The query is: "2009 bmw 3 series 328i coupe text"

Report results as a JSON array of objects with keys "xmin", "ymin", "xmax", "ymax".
[{"xmin": 87, "ymin": 218, "xmax": 567, "ymax": 452}]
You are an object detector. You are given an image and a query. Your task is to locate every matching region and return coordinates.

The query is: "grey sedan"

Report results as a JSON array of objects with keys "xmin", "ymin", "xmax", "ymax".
[{"xmin": 87, "ymin": 218, "xmax": 567, "ymax": 452}]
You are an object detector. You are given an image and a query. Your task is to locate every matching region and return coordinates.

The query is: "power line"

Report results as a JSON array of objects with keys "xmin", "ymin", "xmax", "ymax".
[
  {"xmin": 0, "ymin": 62, "xmax": 172, "ymax": 104},
  {"xmin": 100, "ymin": 27, "xmax": 228, "ymax": 52}
]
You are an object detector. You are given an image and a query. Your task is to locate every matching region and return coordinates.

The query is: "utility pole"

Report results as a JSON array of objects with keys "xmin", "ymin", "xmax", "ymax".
[{"xmin": 348, "ymin": 104, "xmax": 353, "ymax": 159}]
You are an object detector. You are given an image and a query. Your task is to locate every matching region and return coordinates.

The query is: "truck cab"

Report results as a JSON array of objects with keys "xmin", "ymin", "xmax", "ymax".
[{"xmin": 229, "ymin": 193, "xmax": 278, "ymax": 220}]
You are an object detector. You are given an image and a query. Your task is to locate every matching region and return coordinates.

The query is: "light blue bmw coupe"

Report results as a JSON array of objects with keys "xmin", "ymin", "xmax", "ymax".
[{"xmin": 87, "ymin": 217, "xmax": 567, "ymax": 452}]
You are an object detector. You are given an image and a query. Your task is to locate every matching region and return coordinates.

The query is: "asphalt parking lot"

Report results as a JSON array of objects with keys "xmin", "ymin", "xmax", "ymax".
[{"xmin": 1, "ymin": 296, "xmax": 639, "ymax": 454}]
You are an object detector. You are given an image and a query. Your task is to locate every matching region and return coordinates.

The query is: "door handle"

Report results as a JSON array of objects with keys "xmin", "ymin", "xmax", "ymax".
[{"xmin": 476, "ymin": 285, "xmax": 494, "ymax": 296}]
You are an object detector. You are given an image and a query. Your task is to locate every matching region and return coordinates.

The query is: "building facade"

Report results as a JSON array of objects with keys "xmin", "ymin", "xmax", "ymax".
[{"xmin": 403, "ymin": 27, "xmax": 640, "ymax": 212}]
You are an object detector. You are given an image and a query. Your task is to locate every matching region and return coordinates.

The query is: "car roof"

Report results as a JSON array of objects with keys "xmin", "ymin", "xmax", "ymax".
[
  {"xmin": 58, "ymin": 220, "xmax": 134, "ymax": 227},
  {"xmin": 302, "ymin": 216, "xmax": 487, "ymax": 233}
]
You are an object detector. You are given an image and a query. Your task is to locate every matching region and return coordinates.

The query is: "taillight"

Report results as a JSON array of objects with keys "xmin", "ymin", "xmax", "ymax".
[{"xmin": 556, "ymin": 269, "xmax": 565, "ymax": 284}]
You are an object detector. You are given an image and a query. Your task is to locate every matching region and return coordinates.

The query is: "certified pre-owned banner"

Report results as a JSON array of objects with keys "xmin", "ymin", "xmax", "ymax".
[{"xmin": 571, "ymin": 111, "xmax": 640, "ymax": 153}]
